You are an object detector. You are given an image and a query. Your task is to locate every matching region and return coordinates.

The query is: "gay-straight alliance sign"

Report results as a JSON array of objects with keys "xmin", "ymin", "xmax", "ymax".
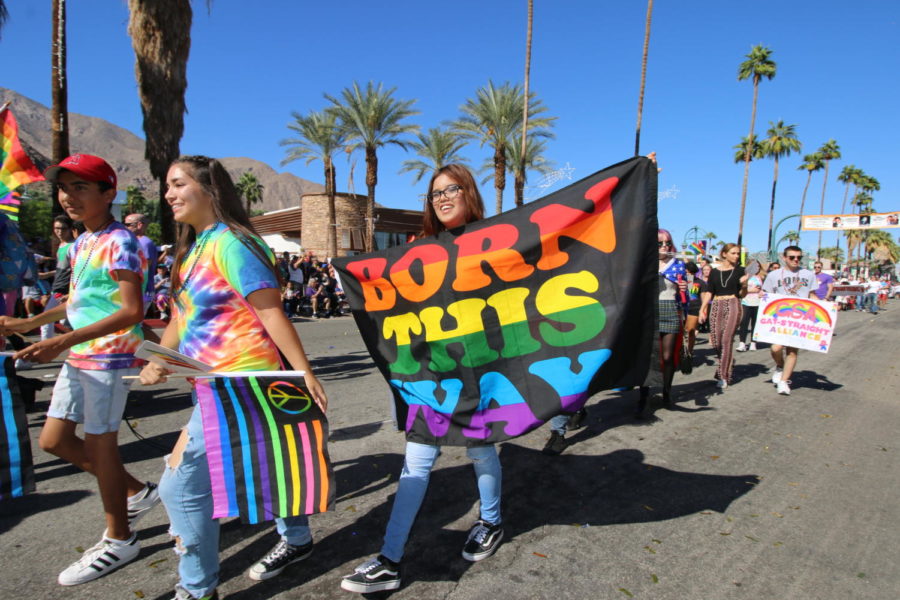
[
  {"xmin": 752, "ymin": 293, "xmax": 837, "ymax": 353},
  {"xmin": 332, "ymin": 157, "xmax": 658, "ymax": 446}
]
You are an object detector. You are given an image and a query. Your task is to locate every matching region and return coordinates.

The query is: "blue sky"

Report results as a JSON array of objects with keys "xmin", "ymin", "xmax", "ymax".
[{"xmin": 3, "ymin": 1, "xmax": 898, "ymax": 254}]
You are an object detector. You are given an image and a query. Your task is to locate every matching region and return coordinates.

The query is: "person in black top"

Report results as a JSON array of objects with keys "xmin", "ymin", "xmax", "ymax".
[{"xmin": 700, "ymin": 243, "xmax": 748, "ymax": 390}]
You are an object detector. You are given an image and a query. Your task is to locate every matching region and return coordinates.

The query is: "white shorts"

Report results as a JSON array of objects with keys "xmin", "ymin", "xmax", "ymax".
[{"xmin": 48, "ymin": 363, "xmax": 138, "ymax": 434}]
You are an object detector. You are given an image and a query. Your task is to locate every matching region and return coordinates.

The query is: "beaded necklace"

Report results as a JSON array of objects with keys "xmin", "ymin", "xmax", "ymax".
[
  {"xmin": 70, "ymin": 218, "xmax": 116, "ymax": 290},
  {"xmin": 175, "ymin": 222, "xmax": 220, "ymax": 299}
]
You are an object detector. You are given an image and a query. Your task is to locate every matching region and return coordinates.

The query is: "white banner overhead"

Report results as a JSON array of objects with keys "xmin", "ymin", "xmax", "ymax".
[{"xmin": 801, "ymin": 212, "xmax": 899, "ymax": 231}]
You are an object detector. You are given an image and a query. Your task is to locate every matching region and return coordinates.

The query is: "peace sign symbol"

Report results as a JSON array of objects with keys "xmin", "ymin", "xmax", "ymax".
[{"xmin": 266, "ymin": 380, "xmax": 312, "ymax": 415}]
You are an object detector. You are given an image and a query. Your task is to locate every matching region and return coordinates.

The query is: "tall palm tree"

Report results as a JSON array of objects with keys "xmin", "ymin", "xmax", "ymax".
[
  {"xmin": 818, "ymin": 246, "xmax": 844, "ymax": 264},
  {"xmin": 736, "ymin": 45, "xmax": 776, "ymax": 251},
  {"xmin": 796, "ymin": 152, "xmax": 823, "ymax": 230},
  {"xmin": 733, "ymin": 135, "xmax": 763, "ymax": 164},
  {"xmin": 843, "ymin": 229, "xmax": 863, "ymax": 273},
  {"xmin": 0, "ymin": 1, "xmax": 8, "ymax": 38},
  {"xmin": 519, "ymin": 0, "xmax": 534, "ymax": 206},
  {"xmin": 634, "ymin": 0, "xmax": 654, "ymax": 156},
  {"xmin": 837, "ymin": 165, "xmax": 862, "ymax": 215},
  {"xmin": 398, "ymin": 127, "xmax": 469, "ymax": 184},
  {"xmin": 281, "ymin": 109, "xmax": 347, "ymax": 258},
  {"xmin": 760, "ymin": 120, "xmax": 801, "ymax": 253},
  {"xmin": 454, "ymin": 81, "xmax": 555, "ymax": 215},
  {"xmin": 326, "ymin": 81, "xmax": 419, "ymax": 252},
  {"xmin": 815, "ymin": 139, "xmax": 841, "ymax": 257},
  {"xmin": 127, "ymin": 0, "xmax": 193, "ymax": 243},
  {"xmin": 234, "ymin": 171, "xmax": 264, "ymax": 215},
  {"xmin": 500, "ymin": 132, "xmax": 554, "ymax": 207},
  {"xmin": 865, "ymin": 230, "xmax": 897, "ymax": 263}
]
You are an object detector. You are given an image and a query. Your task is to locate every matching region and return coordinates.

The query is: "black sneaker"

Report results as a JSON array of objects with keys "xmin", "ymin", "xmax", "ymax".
[
  {"xmin": 247, "ymin": 538, "xmax": 313, "ymax": 581},
  {"xmin": 542, "ymin": 431, "xmax": 568, "ymax": 456},
  {"xmin": 341, "ymin": 555, "xmax": 402, "ymax": 593},
  {"xmin": 462, "ymin": 520, "xmax": 504, "ymax": 562},
  {"xmin": 566, "ymin": 408, "xmax": 587, "ymax": 430}
]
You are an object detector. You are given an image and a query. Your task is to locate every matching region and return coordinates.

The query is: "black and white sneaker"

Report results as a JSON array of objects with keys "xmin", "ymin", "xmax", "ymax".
[
  {"xmin": 171, "ymin": 584, "xmax": 219, "ymax": 600},
  {"xmin": 462, "ymin": 520, "xmax": 504, "ymax": 562},
  {"xmin": 127, "ymin": 481, "xmax": 161, "ymax": 527},
  {"xmin": 247, "ymin": 538, "xmax": 312, "ymax": 581},
  {"xmin": 340, "ymin": 555, "xmax": 402, "ymax": 593},
  {"xmin": 57, "ymin": 533, "xmax": 140, "ymax": 585}
]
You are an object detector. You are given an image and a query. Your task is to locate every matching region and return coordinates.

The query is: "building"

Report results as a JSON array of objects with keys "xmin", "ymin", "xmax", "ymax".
[{"xmin": 250, "ymin": 192, "xmax": 423, "ymax": 258}]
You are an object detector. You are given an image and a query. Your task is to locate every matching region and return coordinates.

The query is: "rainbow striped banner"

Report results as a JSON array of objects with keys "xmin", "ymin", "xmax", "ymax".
[
  {"xmin": 195, "ymin": 373, "xmax": 334, "ymax": 524},
  {"xmin": 0, "ymin": 108, "xmax": 45, "ymax": 197},
  {"xmin": 0, "ymin": 356, "xmax": 35, "ymax": 501},
  {"xmin": 688, "ymin": 240, "xmax": 706, "ymax": 255},
  {"xmin": 0, "ymin": 191, "xmax": 21, "ymax": 222}
]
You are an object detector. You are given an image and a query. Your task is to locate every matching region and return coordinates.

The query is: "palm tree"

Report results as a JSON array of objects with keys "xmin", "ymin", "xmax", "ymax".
[
  {"xmin": 454, "ymin": 81, "xmax": 555, "ymax": 215},
  {"xmin": 815, "ymin": 139, "xmax": 841, "ymax": 257},
  {"xmin": 634, "ymin": 0, "xmax": 654, "ymax": 156},
  {"xmin": 844, "ymin": 229, "xmax": 863, "ymax": 274},
  {"xmin": 234, "ymin": 171, "xmax": 264, "ymax": 215},
  {"xmin": 326, "ymin": 81, "xmax": 419, "ymax": 252},
  {"xmin": 837, "ymin": 165, "xmax": 862, "ymax": 215},
  {"xmin": 760, "ymin": 121, "xmax": 801, "ymax": 253},
  {"xmin": 865, "ymin": 230, "xmax": 897, "ymax": 263},
  {"xmin": 818, "ymin": 246, "xmax": 844, "ymax": 265},
  {"xmin": 500, "ymin": 132, "xmax": 554, "ymax": 207},
  {"xmin": 0, "ymin": 1, "xmax": 8, "ymax": 38},
  {"xmin": 519, "ymin": 0, "xmax": 535, "ymax": 206},
  {"xmin": 733, "ymin": 135, "xmax": 763, "ymax": 164},
  {"xmin": 736, "ymin": 44, "xmax": 777, "ymax": 251},
  {"xmin": 398, "ymin": 127, "xmax": 469, "ymax": 184},
  {"xmin": 127, "ymin": 0, "xmax": 193, "ymax": 243},
  {"xmin": 50, "ymin": 0, "xmax": 69, "ymax": 218},
  {"xmin": 796, "ymin": 152, "xmax": 824, "ymax": 230},
  {"xmin": 281, "ymin": 110, "xmax": 347, "ymax": 257}
]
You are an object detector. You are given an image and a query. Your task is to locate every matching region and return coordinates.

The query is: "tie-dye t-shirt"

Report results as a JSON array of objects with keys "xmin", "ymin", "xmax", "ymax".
[
  {"xmin": 66, "ymin": 221, "xmax": 147, "ymax": 370},
  {"xmin": 173, "ymin": 223, "xmax": 281, "ymax": 372}
]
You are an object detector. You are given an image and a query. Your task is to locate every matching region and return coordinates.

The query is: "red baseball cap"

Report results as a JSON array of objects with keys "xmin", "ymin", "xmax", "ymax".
[{"xmin": 44, "ymin": 154, "xmax": 117, "ymax": 189}]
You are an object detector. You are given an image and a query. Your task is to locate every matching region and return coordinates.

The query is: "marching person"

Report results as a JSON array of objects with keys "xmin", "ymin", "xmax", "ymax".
[
  {"xmin": 138, "ymin": 156, "xmax": 328, "ymax": 600},
  {"xmin": 761, "ymin": 246, "xmax": 817, "ymax": 395},
  {"xmin": 700, "ymin": 243, "xmax": 748, "ymax": 390},
  {"xmin": 341, "ymin": 164, "xmax": 504, "ymax": 594},
  {"xmin": 0, "ymin": 154, "xmax": 158, "ymax": 586}
]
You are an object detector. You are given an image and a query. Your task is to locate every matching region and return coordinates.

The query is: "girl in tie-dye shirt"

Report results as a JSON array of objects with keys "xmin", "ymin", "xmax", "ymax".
[{"xmin": 139, "ymin": 156, "xmax": 327, "ymax": 600}]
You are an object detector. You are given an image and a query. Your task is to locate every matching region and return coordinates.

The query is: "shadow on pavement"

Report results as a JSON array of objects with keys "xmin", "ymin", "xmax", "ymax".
[
  {"xmin": 0, "ymin": 489, "xmax": 93, "ymax": 534},
  {"xmin": 311, "ymin": 353, "xmax": 376, "ymax": 382}
]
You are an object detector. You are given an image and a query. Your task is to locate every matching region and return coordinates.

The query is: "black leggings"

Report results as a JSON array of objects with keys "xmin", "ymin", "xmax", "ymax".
[{"xmin": 738, "ymin": 305, "xmax": 759, "ymax": 344}]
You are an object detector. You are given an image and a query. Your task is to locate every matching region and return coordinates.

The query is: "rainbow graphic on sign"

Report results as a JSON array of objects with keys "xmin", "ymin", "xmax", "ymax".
[{"xmin": 762, "ymin": 297, "xmax": 833, "ymax": 328}]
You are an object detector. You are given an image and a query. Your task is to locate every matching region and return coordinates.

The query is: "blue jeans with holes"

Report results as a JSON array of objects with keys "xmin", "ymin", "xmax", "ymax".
[
  {"xmin": 380, "ymin": 441, "xmax": 501, "ymax": 563},
  {"xmin": 549, "ymin": 414, "xmax": 569, "ymax": 435},
  {"xmin": 158, "ymin": 403, "xmax": 310, "ymax": 598}
]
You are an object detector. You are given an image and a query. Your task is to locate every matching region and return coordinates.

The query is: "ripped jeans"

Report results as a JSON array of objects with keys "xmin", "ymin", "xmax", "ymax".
[
  {"xmin": 158, "ymin": 403, "xmax": 311, "ymax": 598},
  {"xmin": 380, "ymin": 441, "xmax": 501, "ymax": 563}
]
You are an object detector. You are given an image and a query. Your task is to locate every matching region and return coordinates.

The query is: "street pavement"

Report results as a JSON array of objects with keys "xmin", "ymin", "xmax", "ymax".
[{"xmin": 2, "ymin": 304, "xmax": 899, "ymax": 600}]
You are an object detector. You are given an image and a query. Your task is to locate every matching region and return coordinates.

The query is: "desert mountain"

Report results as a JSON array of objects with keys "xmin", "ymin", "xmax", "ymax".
[{"xmin": 1, "ymin": 87, "xmax": 324, "ymax": 212}]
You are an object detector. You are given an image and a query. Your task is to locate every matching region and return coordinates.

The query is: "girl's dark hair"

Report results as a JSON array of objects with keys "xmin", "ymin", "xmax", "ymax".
[
  {"xmin": 421, "ymin": 164, "xmax": 485, "ymax": 237},
  {"xmin": 53, "ymin": 215, "xmax": 73, "ymax": 228},
  {"xmin": 169, "ymin": 155, "xmax": 282, "ymax": 292}
]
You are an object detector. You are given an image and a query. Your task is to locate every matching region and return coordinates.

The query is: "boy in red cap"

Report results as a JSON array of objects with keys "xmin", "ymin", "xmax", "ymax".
[{"xmin": 0, "ymin": 154, "xmax": 157, "ymax": 585}]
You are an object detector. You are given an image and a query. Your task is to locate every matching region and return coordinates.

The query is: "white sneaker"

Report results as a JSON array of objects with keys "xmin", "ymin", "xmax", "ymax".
[
  {"xmin": 777, "ymin": 380, "xmax": 791, "ymax": 395},
  {"xmin": 736, "ymin": 342, "xmax": 747, "ymax": 352},
  {"xmin": 58, "ymin": 533, "xmax": 140, "ymax": 586},
  {"xmin": 716, "ymin": 379, "xmax": 728, "ymax": 390},
  {"xmin": 127, "ymin": 481, "xmax": 161, "ymax": 527},
  {"xmin": 771, "ymin": 369, "xmax": 783, "ymax": 384},
  {"xmin": 749, "ymin": 342, "xmax": 757, "ymax": 351}
]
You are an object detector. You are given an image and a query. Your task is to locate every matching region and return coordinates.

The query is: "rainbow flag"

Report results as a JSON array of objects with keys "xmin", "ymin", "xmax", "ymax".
[
  {"xmin": 195, "ymin": 373, "xmax": 334, "ymax": 524},
  {"xmin": 1, "ymin": 356, "xmax": 35, "ymax": 501},
  {"xmin": 0, "ymin": 108, "xmax": 45, "ymax": 197},
  {"xmin": 0, "ymin": 191, "xmax": 22, "ymax": 222},
  {"xmin": 689, "ymin": 240, "xmax": 706, "ymax": 255}
]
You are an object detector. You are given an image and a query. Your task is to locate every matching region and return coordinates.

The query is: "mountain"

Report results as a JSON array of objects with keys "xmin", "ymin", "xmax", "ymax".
[{"xmin": 0, "ymin": 87, "xmax": 324, "ymax": 212}]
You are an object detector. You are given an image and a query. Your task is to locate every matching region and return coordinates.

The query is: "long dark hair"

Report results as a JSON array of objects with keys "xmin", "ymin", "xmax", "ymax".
[
  {"xmin": 169, "ymin": 155, "xmax": 281, "ymax": 292},
  {"xmin": 421, "ymin": 164, "xmax": 485, "ymax": 237}
]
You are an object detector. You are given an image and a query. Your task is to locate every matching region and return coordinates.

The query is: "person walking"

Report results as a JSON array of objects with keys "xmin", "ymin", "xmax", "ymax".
[
  {"xmin": 700, "ymin": 243, "xmax": 747, "ymax": 390},
  {"xmin": 736, "ymin": 267, "xmax": 762, "ymax": 352}
]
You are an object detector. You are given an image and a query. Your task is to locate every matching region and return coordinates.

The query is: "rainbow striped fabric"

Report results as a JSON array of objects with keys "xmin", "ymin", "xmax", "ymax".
[
  {"xmin": 0, "ymin": 191, "xmax": 21, "ymax": 222},
  {"xmin": 0, "ymin": 356, "xmax": 35, "ymax": 501},
  {"xmin": 689, "ymin": 240, "xmax": 706, "ymax": 255},
  {"xmin": 195, "ymin": 373, "xmax": 334, "ymax": 524},
  {"xmin": 0, "ymin": 108, "xmax": 44, "ymax": 197}
]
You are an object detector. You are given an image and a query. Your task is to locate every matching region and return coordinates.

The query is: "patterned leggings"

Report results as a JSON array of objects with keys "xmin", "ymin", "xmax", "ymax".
[{"xmin": 710, "ymin": 297, "xmax": 742, "ymax": 383}]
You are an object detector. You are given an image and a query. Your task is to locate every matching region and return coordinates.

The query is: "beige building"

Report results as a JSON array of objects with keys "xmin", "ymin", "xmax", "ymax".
[{"xmin": 250, "ymin": 192, "xmax": 423, "ymax": 258}]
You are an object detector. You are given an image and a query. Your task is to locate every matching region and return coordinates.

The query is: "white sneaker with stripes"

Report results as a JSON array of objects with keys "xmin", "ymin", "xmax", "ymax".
[
  {"xmin": 128, "ymin": 481, "xmax": 161, "ymax": 527},
  {"xmin": 58, "ymin": 533, "xmax": 140, "ymax": 586}
]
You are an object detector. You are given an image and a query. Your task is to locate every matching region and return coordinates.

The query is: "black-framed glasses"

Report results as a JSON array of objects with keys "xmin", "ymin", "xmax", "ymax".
[
  {"xmin": 124, "ymin": 222, "xmax": 140, "ymax": 228},
  {"xmin": 786, "ymin": 254, "xmax": 802, "ymax": 260},
  {"xmin": 658, "ymin": 240, "xmax": 673, "ymax": 248},
  {"xmin": 427, "ymin": 184, "xmax": 462, "ymax": 204}
]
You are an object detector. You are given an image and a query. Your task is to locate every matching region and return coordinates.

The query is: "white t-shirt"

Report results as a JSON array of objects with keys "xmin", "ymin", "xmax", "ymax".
[
  {"xmin": 866, "ymin": 280, "xmax": 882, "ymax": 294},
  {"xmin": 762, "ymin": 267, "xmax": 815, "ymax": 298}
]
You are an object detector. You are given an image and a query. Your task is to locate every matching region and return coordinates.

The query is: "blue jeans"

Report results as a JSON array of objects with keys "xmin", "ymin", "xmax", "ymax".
[
  {"xmin": 158, "ymin": 404, "xmax": 310, "ymax": 598},
  {"xmin": 380, "ymin": 441, "xmax": 501, "ymax": 563},
  {"xmin": 866, "ymin": 293, "xmax": 878, "ymax": 314},
  {"xmin": 549, "ymin": 414, "xmax": 569, "ymax": 435}
]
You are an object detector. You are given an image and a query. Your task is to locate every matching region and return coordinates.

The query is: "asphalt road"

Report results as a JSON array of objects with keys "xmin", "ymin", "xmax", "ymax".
[{"xmin": 2, "ymin": 304, "xmax": 898, "ymax": 600}]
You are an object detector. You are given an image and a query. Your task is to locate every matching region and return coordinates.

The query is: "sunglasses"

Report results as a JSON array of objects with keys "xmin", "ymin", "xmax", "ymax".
[
  {"xmin": 657, "ymin": 241, "xmax": 673, "ymax": 248},
  {"xmin": 786, "ymin": 255, "xmax": 803, "ymax": 260}
]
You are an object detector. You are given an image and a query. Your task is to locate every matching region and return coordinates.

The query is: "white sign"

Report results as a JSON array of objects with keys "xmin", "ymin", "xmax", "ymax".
[{"xmin": 752, "ymin": 293, "xmax": 838, "ymax": 353}]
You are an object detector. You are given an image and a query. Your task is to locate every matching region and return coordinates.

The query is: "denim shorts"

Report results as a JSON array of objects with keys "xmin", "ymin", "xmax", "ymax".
[{"xmin": 48, "ymin": 363, "xmax": 138, "ymax": 434}]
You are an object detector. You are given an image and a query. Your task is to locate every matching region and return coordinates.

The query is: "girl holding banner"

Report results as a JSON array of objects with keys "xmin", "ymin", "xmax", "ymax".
[
  {"xmin": 700, "ymin": 243, "xmax": 748, "ymax": 390},
  {"xmin": 138, "ymin": 156, "xmax": 327, "ymax": 600},
  {"xmin": 341, "ymin": 164, "xmax": 503, "ymax": 594}
]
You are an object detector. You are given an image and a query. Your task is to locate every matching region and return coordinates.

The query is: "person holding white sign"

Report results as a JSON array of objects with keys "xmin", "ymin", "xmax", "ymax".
[{"xmin": 761, "ymin": 246, "xmax": 817, "ymax": 395}]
